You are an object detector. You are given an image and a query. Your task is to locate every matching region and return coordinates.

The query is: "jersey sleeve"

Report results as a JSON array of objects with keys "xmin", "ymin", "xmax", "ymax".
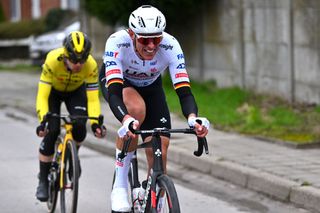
[
  {"xmin": 36, "ymin": 62, "xmax": 53, "ymax": 122},
  {"xmin": 103, "ymin": 32, "xmax": 129, "ymax": 122},
  {"xmin": 166, "ymin": 36, "xmax": 198, "ymax": 118},
  {"xmin": 84, "ymin": 56, "xmax": 101, "ymax": 125},
  {"xmin": 103, "ymin": 33, "xmax": 124, "ymax": 87}
]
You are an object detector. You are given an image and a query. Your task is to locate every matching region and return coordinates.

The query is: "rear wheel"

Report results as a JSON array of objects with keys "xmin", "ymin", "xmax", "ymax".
[
  {"xmin": 154, "ymin": 175, "xmax": 180, "ymax": 213},
  {"xmin": 60, "ymin": 139, "xmax": 79, "ymax": 213}
]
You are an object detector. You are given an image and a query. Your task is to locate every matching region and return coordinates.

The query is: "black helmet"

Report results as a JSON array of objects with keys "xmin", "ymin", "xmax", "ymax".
[{"xmin": 63, "ymin": 31, "xmax": 91, "ymax": 64}]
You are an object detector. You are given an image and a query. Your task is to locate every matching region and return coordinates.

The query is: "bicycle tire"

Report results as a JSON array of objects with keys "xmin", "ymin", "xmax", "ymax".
[
  {"xmin": 47, "ymin": 139, "xmax": 61, "ymax": 213},
  {"xmin": 47, "ymin": 170, "xmax": 59, "ymax": 213},
  {"xmin": 60, "ymin": 139, "xmax": 79, "ymax": 213},
  {"xmin": 154, "ymin": 175, "xmax": 180, "ymax": 213}
]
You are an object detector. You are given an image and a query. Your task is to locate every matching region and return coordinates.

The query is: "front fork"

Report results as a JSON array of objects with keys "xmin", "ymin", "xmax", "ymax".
[{"xmin": 149, "ymin": 134, "xmax": 163, "ymax": 210}]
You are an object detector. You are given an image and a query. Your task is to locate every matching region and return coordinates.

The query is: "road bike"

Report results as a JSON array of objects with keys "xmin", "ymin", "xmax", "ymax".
[
  {"xmin": 113, "ymin": 127, "xmax": 209, "ymax": 213},
  {"xmin": 42, "ymin": 113, "xmax": 104, "ymax": 213}
]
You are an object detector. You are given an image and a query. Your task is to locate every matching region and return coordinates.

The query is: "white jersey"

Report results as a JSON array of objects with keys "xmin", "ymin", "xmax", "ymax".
[{"xmin": 103, "ymin": 29, "xmax": 190, "ymax": 88}]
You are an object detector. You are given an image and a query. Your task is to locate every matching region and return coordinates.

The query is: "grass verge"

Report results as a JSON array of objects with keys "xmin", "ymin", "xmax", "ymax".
[{"xmin": 162, "ymin": 73, "xmax": 320, "ymax": 145}]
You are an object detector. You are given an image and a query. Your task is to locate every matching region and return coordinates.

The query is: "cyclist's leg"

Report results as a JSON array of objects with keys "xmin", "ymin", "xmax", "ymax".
[
  {"xmin": 65, "ymin": 84, "xmax": 88, "ymax": 144},
  {"xmin": 139, "ymin": 79, "xmax": 171, "ymax": 175},
  {"xmin": 65, "ymin": 84, "xmax": 88, "ymax": 176},
  {"xmin": 36, "ymin": 90, "xmax": 61, "ymax": 201},
  {"xmin": 111, "ymin": 86, "xmax": 146, "ymax": 212}
]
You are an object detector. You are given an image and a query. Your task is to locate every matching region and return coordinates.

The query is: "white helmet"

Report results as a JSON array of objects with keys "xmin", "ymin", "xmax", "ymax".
[{"xmin": 129, "ymin": 5, "xmax": 166, "ymax": 35}]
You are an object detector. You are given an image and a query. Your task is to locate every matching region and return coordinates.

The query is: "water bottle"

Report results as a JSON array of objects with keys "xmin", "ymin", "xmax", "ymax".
[{"xmin": 132, "ymin": 187, "xmax": 145, "ymax": 213}]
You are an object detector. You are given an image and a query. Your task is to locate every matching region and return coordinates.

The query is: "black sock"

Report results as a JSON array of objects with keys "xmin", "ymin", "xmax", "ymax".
[{"xmin": 39, "ymin": 161, "xmax": 51, "ymax": 182}]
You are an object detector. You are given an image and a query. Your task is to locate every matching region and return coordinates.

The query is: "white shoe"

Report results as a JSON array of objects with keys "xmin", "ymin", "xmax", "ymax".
[{"xmin": 111, "ymin": 187, "xmax": 131, "ymax": 212}]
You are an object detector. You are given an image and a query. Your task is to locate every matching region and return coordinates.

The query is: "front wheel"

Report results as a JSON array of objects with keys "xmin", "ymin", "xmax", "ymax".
[
  {"xmin": 47, "ymin": 168, "xmax": 59, "ymax": 213},
  {"xmin": 60, "ymin": 139, "xmax": 79, "ymax": 213},
  {"xmin": 154, "ymin": 175, "xmax": 180, "ymax": 213}
]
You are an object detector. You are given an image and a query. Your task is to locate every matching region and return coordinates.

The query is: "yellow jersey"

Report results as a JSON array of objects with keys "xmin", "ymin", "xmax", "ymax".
[{"xmin": 36, "ymin": 47, "xmax": 101, "ymax": 124}]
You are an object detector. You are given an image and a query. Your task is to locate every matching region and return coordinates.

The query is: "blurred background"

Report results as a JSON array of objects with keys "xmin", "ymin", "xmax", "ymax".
[{"xmin": 0, "ymin": 0, "xmax": 319, "ymax": 105}]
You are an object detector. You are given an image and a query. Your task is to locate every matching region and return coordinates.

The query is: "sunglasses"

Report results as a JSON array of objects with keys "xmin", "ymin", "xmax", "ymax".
[
  {"xmin": 135, "ymin": 34, "xmax": 163, "ymax": 46},
  {"xmin": 68, "ymin": 57, "xmax": 86, "ymax": 64}
]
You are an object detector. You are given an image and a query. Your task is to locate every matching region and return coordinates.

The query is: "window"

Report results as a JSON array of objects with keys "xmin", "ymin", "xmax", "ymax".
[
  {"xmin": 10, "ymin": 0, "xmax": 21, "ymax": 22},
  {"xmin": 32, "ymin": 0, "xmax": 41, "ymax": 19},
  {"xmin": 61, "ymin": 0, "xmax": 79, "ymax": 11}
]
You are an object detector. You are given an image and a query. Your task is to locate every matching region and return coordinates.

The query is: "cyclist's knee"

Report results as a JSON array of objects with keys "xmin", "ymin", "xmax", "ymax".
[
  {"xmin": 72, "ymin": 122, "xmax": 87, "ymax": 142},
  {"xmin": 39, "ymin": 128, "xmax": 60, "ymax": 156},
  {"xmin": 39, "ymin": 140, "xmax": 55, "ymax": 156},
  {"xmin": 129, "ymin": 109, "xmax": 145, "ymax": 124}
]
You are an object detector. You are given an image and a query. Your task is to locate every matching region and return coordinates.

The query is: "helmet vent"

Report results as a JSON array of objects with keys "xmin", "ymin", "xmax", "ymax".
[
  {"xmin": 155, "ymin": 16, "xmax": 160, "ymax": 28},
  {"xmin": 76, "ymin": 33, "xmax": 80, "ymax": 44},
  {"xmin": 138, "ymin": 17, "xmax": 146, "ymax": 28},
  {"xmin": 130, "ymin": 23, "xmax": 136, "ymax": 29}
]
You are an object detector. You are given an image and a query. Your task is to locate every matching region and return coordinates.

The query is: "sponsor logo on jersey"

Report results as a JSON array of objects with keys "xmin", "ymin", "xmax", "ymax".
[
  {"xmin": 175, "ymin": 72, "xmax": 189, "ymax": 78},
  {"xmin": 159, "ymin": 44, "xmax": 173, "ymax": 51},
  {"xmin": 105, "ymin": 61, "xmax": 117, "ymax": 67},
  {"xmin": 176, "ymin": 63, "xmax": 185, "ymax": 69},
  {"xmin": 105, "ymin": 51, "xmax": 119, "ymax": 58},
  {"xmin": 128, "ymin": 66, "xmax": 139, "ymax": 70},
  {"xmin": 150, "ymin": 68, "xmax": 158, "ymax": 73},
  {"xmin": 124, "ymin": 70, "xmax": 158, "ymax": 79},
  {"xmin": 177, "ymin": 54, "xmax": 184, "ymax": 60},
  {"xmin": 106, "ymin": 69, "xmax": 121, "ymax": 76},
  {"xmin": 131, "ymin": 60, "xmax": 139, "ymax": 65},
  {"xmin": 150, "ymin": 60, "xmax": 157, "ymax": 65},
  {"xmin": 117, "ymin": 42, "xmax": 130, "ymax": 48}
]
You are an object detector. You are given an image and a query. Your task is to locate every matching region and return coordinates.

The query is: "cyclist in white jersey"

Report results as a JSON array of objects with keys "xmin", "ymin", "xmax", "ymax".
[{"xmin": 99, "ymin": 5, "xmax": 210, "ymax": 212}]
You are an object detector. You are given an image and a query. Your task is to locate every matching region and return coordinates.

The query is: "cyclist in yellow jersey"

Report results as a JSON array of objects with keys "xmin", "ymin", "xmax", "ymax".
[{"xmin": 35, "ymin": 31, "xmax": 106, "ymax": 202}]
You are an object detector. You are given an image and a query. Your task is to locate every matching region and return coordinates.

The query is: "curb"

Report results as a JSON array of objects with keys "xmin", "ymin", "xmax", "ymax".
[{"xmin": 84, "ymin": 129, "xmax": 320, "ymax": 213}]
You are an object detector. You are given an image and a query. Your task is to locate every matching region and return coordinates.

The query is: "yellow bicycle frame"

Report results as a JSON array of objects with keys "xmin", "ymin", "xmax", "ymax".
[{"xmin": 59, "ymin": 122, "xmax": 74, "ymax": 188}]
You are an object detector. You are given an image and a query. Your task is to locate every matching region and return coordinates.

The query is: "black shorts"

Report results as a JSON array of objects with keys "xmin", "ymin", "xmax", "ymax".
[
  {"xmin": 40, "ymin": 84, "xmax": 88, "ymax": 156},
  {"xmin": 99, "ymin": 64, "xmax": 171, "ymax": 141}
]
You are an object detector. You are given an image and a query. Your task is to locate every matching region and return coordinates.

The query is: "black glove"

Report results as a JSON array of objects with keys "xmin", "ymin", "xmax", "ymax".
[
  {"xmin": 36, "ymin": 122, "xmax": 46, "ymax": 136},
  {"xmin": 91, "ymin": 123, "xmax": 106, "ymax": 137}
]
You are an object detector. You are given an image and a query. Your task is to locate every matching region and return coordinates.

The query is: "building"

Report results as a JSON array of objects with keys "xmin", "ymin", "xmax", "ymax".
[{"xmin": 0, "ymin": 0, "xmax": 79, "ymax": 22}]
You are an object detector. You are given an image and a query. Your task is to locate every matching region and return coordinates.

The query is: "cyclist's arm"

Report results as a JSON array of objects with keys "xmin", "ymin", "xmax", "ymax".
[
  {"xmin": 103, "ymin": 34, "xmax": 130, "ymax": 123},
  {"xmin": 107, "ymin": 80, "xmax": 129, "ymax": 123},
  {"xmin": 36, "ymin": 63, "xmax": 53, "ymax": 122},
  {"xmin": 175, "ymin": 86, "xmax": 198, "ymax": 118},
  {"xmin": 166, "ymin": 36, "xmax": 198, "ymax": 118},
  {"xmin": 85, "ymin": 57, "xmax": 101, "ymax": 125}
]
